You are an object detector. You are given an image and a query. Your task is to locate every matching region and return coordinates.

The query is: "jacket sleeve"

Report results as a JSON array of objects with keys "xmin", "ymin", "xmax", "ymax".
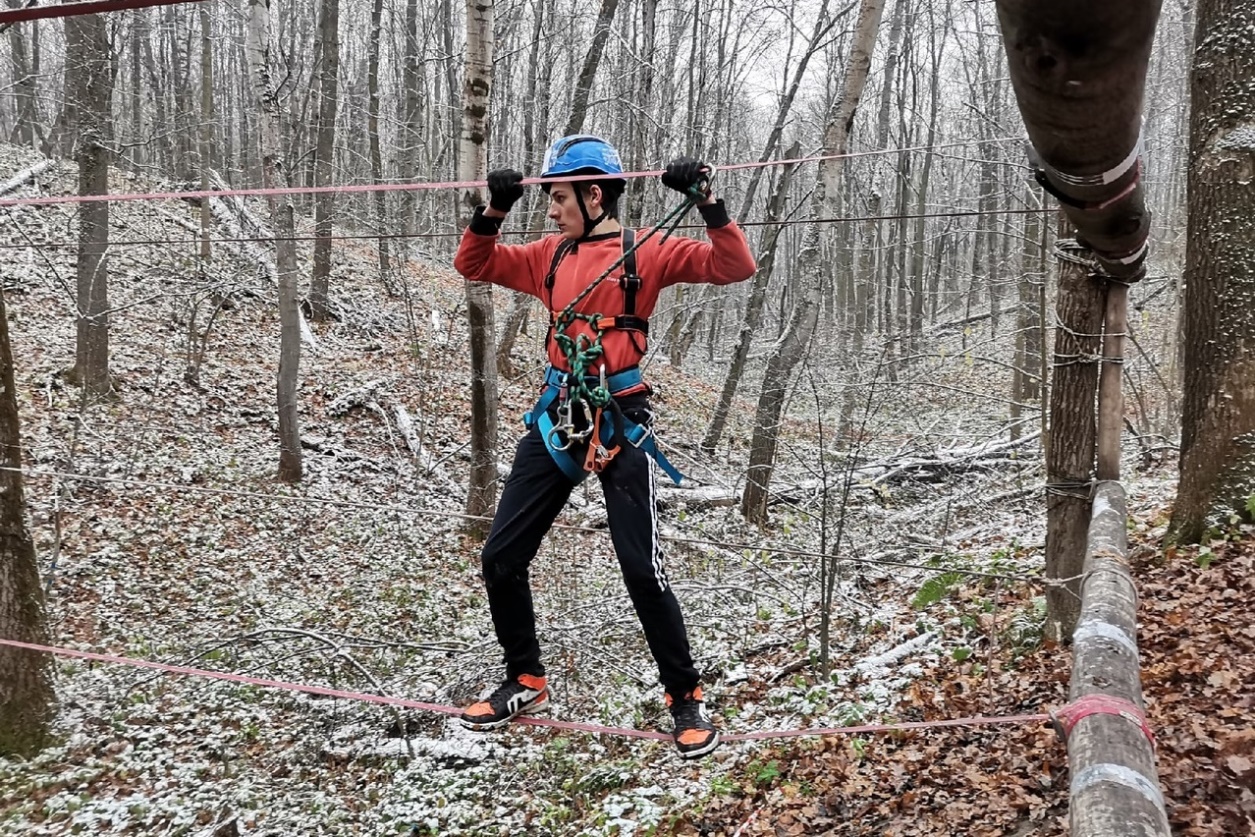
[
  {"xmin": 657, "ymin": 199, "xmax": 757, "ymax": 289},
  {"xmin": 453, "ymin": 206, "xmax": 554, "ymax": 296}
]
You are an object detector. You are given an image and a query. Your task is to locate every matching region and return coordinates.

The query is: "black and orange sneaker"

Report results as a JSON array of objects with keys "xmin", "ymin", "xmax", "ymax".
[
  {"xmin": 666, "ymin": 686, "xmax": 720, "ymax": 759},
  {"xmin": 459, "ymin": 674, "xmax": 549, "ymax": 731}
]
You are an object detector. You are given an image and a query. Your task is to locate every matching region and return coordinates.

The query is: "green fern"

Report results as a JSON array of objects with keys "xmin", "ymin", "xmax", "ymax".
[
  {"xmin": 911, "ymin": 571, "xmax": 966, "ymax": 609},
  {"xmin": 1005, "ymin": 596, "xmax": 1047, "ymax": 650}
]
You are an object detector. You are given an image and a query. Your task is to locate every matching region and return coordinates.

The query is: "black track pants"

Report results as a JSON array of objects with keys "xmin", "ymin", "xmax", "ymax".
[{"xmin": 478, "ymin": 418, "xmax": 700, "ymax": 695}]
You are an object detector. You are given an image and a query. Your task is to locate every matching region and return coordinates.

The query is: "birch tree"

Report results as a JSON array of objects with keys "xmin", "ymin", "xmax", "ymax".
[{"xmin": 460, "ymin": 0, "xmax": 499, "ymax": 531}]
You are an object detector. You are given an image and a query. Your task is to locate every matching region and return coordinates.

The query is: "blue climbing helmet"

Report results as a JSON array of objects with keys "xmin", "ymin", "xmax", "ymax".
[
  {"xmin": 540, "ymin": 134, "xmax": 626, "ymax": 237},
  {"xmin": 541, "ymin": 134, "xmax": 624, "ymax": 183}
]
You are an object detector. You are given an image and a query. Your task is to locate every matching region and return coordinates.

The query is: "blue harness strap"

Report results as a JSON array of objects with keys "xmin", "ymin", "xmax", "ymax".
[{"xmin": 523, "ymin": 366, "xmax": 685, "ymax": 486}]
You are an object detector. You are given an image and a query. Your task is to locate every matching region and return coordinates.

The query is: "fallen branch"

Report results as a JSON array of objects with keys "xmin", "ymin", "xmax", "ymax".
[
  {"xmin": 388, "ymin": 403, "xmax": 463, "ymax": 498},
  {"xmin": 0, "ymin": 159, "xmax": 55, "ymax": 197},
  {"xmin": 203, "ymin": 184, "xmax": 317, "ymax": 351},
  {"xmin": 325, "ymin": 380, "xmax": 390, "ymax": 417},
  {"xmin": 301, "ymin": 435, "xmax": 388, "ymax": 471}
]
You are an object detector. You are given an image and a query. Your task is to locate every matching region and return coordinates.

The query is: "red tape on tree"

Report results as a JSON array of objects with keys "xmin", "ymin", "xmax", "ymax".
[{"xmin": 1051, "ymin": 692, "xmax": 1156, "ymax": 749}]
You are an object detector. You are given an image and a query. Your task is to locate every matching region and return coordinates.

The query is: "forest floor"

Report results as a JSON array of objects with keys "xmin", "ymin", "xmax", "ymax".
[{"xmin": 0, "ymin": 143, "xmax": 1250, "ymax": 836}]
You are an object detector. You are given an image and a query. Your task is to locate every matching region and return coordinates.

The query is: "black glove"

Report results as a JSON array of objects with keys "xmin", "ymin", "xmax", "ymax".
[
  {"xmin": 487, "ymin": 168, "xmax": 525, "ymax": 213},
  {"xmin": 661, "ymin": 157, "xmax": 711, "ymax": 197}
]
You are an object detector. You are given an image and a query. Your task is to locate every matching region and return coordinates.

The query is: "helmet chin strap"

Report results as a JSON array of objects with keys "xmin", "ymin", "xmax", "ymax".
[{"xmin": 574, "ymin": 186, "xmax": 608, "ymax": 240}]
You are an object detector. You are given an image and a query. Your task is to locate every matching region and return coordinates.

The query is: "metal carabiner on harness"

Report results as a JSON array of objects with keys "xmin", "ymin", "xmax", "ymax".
[
  {"xmin": 546, "ymin": 395, "xmax": 596, "ymax": 452},
  {"xmin": 566, "ymin": 414, "xmax": 596, "ymax": 445},
  {"xmin": 546, "ymin": 399, "xmax": 576, "ymax": 451}
]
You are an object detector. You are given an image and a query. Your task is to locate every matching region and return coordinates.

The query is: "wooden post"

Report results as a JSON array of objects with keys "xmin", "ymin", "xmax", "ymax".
[
  {"xmin": 1044, "ymin": 224, "xmax": 1103, "ymax": 643},
  {"xmin": 1096, "ymin": 285, "xmax": 1127, "ymax": 481},
  {"xmin": 1066, "ymin": 481, "xmax": 1169, "ymax": 836}
]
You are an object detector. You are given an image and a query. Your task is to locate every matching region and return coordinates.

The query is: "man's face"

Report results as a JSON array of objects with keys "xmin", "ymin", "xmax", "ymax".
[{"xmin": 546, "ymin": 181, "xmax": 602, "ymax": 240}]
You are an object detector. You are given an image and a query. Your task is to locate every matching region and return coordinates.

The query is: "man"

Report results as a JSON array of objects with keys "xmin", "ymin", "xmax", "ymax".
[{"xmin": 453, "ymin": 134, "xmax": 756, "ymax": 758}]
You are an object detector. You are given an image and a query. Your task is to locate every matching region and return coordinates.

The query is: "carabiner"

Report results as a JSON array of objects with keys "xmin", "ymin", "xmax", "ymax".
[
  {"xmin": 547, "ymin": 400, "xmax": 577, "ymax": 451},
  {"xmin": 547, "ymin": 422, "xmax": 575, "ymax": 451}
]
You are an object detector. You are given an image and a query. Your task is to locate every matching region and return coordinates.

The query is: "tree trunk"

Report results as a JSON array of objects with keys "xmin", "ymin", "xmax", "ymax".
[
  {"xmin": 168, "ymin": 4, "xmax": 194, "ymax": 182},
  {"xmin": 872, "ymin": 0, "xmax": 905, "ymax": 348},
  {"xmin": 741, "ymin": 0, "xmax": 886, "ymax": 526},
  {"xmin": 1011, "ymin": 189, "xmax": 1045, "ymax": 440},
  {"xmin": 399, "ymin": 0, "xmax": 422, "ymax": 240},
  {"xmin": 909, "ymin": 0, "xmax": 946, "ymax": 355},
  {"xmin": 461, "ymin": 0, "xmax": 500, "ymax": 534},
  {"xmin": 1096, "ymin": 285, "xmax": 1127, "ymax": 481},
  {"xmin": 199, "ymin": 3, "xmax": 214, "ymax": 263},
  {"xmin": 495, "ymin": 294, "xmax": 533, "ymax": 378},
  {"xmin": 702, "ymin": 145, "xmax": 802, "ymax": 455},
  {"xmin": 1044, "ymin": 218, "xmax": 1103, "ymax": 643},
  {"xmin": 139, "ymin": 11, "xmax": 171, "ymax": 174},
  {"xmin": 309, "ymin": 0, "xmax": 341, "ymax": 321},
  {"xmin": 1169, "ymin": 0, "xmax": 1255, "ymax": 543},
  {"xmin": 64, "ymin": 8, "xmax": 113, "ymax": 401},
  {"xmin": 0, "ymin": 285, "xmax": 55, "ymax": 758},
  {"xmin": 495, "ymin": 4, "xmax": 547, "ymax": 376},
  {"xmin": 246, "ymin": 0, "xmax": 303, "ymax": 483},
  {"xmin": 187, "ymin": 2, "xmax": 215, "ymax": 387},
  {"xmin": 625, "ymin": 0, "xmax": 657, "ymax": 226},
  {"xmin": 7, "ymin": 7, "xmax": 37, "ymax": 147},
  {"xmin": 563, "ymin": 0, "xmax": 620, "ymax": 135},
  {"xmin": 129, "ymin": 15, "xmax": 143, "ymax": 170},
  {"xmin": 367, "ymin": 0, "xmax": 392, "ymax": 281}
]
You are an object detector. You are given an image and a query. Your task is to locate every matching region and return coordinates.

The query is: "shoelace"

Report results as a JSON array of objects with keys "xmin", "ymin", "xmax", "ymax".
[
  {"xmin": 670, "ymin": 697, "xmax": 709, "ymax": 730},
  {"xmin": 485, "ymin": 680, "xmax": 528, "ymax": 713}
]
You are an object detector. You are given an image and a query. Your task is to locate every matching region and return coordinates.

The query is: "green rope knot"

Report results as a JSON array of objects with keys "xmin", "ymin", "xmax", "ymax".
[{"xmin": 553, "ymin": 311, "xmax": 612, "ymax": 408}]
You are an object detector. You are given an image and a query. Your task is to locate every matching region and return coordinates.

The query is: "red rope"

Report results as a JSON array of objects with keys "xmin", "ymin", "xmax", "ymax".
[
  {"xmin": 0, "ymin": 0, "xmax": 204, "ymax": 25},
  {"xmin": 0, "ymin": 139, "xmax": 1018, "ymax": 210},
  {"xmin": 0, "ymin": 637, "xmax": 1050, "ymax": 743}
]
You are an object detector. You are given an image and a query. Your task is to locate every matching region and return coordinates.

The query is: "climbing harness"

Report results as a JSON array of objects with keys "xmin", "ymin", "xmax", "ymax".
[
  {"xmin": 525, "ymin": 365, "xmax": 684, "ymax": 484},
  {"xmin": 524, "ymin": 178, "xmax": 712, "ymax": 485}
]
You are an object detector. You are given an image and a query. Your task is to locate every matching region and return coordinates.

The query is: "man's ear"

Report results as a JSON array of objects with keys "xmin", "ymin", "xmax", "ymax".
[{"xmin": 586, "ymin": 183, "xmax": 603, "ymax": 210}]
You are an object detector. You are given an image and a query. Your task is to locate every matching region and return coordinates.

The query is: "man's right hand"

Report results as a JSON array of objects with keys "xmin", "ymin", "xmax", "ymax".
[{"xmin": 487, "ymin": 168, "xmax": 525, "ymax": 214}]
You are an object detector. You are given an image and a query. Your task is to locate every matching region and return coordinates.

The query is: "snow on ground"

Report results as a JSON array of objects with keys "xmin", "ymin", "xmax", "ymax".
[{"xmin": 0, "ymin": 143, "xmax": 1174, "ymax": 835}]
